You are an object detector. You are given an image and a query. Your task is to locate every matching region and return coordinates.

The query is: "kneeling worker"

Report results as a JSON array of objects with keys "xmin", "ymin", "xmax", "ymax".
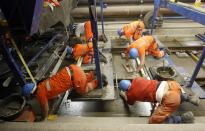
[
  {"xmin": 119, "ymin": 77, "xmax": 200, "ymax": 124},
  {"xmin": 67, "ymin": 37, "xmax": 107, "ymax": 64},
  {"xmin": 23, "ymin": 64, "xmax": 108, "ymax": 120},
  {"xmin": 117, "ymin": 20, "xmax": 145, "ymax": 43},
  {"xmin": 67, "ymin": 41, "xmax": 94, "ymax": 64}
]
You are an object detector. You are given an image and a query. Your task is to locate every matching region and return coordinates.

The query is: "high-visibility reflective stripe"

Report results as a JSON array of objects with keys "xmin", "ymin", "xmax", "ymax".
[
  {"xmin": 86, "ymin": 83, "xmax": 93, "ymax": 93},
  {"xmin": 66, "ymin": 67, "xmax": 71, "ymax": 77},
  {"xmin": 156, "ymin": 81, "xmax": 169, "ymax": 103},
  {"xmin": 46, "ymin": 80, "xmax": 51, "ymax": 91}
]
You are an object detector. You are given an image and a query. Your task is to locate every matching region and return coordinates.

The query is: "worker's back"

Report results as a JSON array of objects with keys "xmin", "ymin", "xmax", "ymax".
[
  {"xmin": 126, "ymin": 35, "xmax": 155, "ymax": 56},
  {"xmin": 123, "ymin": 21, "xmax": 145, "ymax": 39},
  {"xmin": 133, "ymin": 35, "xmax": 155, "ymax": 49},
  {"xmin": 124, "ymin": 21, "xmax": 144, "ymax": 33},
  {"xmin": 127, "ymin": 77, "xmax": 159, "ymax": 105},
  {"xmin": 37, "ymin": 67, "xmax": 72, "ymax": 100},
  {"xmin": 72, "ymin": 42, "xmax": 93, "ymax": 60},
  {"xmin": 70, "ymin": 64, "xmax": 88, "ymax": 94}
]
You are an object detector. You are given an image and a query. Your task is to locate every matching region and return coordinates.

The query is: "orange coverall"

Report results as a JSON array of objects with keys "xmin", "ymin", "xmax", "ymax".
[
  {"xmin": 84, "ymin": 21, "xmax": 93, "ymax": 42},
  {"xmin": 36, "ymin": 64, "xmax": 98, "ymax": 118},
  {"xmin": 72, "ymin": 42, "xmax": 94, "ymax": 64},
  {"xmin": 122, "ymin": 21, "xmax": 145, "ymax": 41},
  {"xmin": 126, "ymin": 77, "xmax": 181, "ymax": 124},
  {"xmin": 125, "ymin": 35, "xmax": 164, "ymax": 58}
]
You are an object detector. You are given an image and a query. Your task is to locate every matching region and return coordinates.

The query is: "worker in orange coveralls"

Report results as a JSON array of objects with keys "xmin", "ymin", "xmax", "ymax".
[
  {"xmin": 75, "ymin": 21, "xmax": 93, "ymax": 42},
  {"xmin": 125, "ymin": 35, "xmax": 165, "ymax": 71},
  {"xmin": 67, "ymin": 41, "xmax": 94, "ymax": 64},
  {"xmin": 67, "ymin": 37, "xmax": 107, "ymax": 64},
  {"xmin": 117, "ymin": 21, "xmax": 145, "ymax": 42},
  {"xmin": 119, "ymin": 77, "xmax": 200, "ymax": 124},
  {"xmin": 22, "ymin": 64, "xmax": 108, "ymax": 120}
]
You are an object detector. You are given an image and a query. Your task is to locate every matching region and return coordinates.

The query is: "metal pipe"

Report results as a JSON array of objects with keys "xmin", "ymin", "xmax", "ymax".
[
  {"xmin": 100, "ymin": 0, "xmax": 105, "ymax": 34},
  {"xmin": 71, "ymin": 5, "xmax": 177, "ymax": 19},
  {"xmin": 163, "ymin": 16, "xmax": 186, "ymax": 19},
  {"xmin": 189, "ymin": 47, "xmax": 205, "ymax": 87},
  {"xmin": 78, "ymin": 0, "xmax": 196, "ymax": 5},
  {"xmin": 88, "ymin": 0, "xmax": 103, "ymax": 88}
]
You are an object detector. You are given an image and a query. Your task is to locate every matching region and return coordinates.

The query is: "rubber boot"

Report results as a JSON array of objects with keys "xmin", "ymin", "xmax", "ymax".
[
  {"xmin": 181, "ymin": 111, "xmax": 194, "ymax": 123},
  {"xmin": 188, "ymin": 94, "xmax": 200, "ymax": 106},
  {"xmin": 181, "ymin": 93, "xmax": 200, "ymax": 106}
]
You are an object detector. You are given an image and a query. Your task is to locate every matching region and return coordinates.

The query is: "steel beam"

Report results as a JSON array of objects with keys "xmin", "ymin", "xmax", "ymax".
[
  {"xmin": 100, "ymin": 0, "xmax": 105, "ymax": 35},
  {"xmin": 30, "ymin": 0, "xmax": 44, "ymax": 35},
  {"xmin": 189, "ymin": 47, "xmax": 205, "ymax": 87},
  {"xmin": 167, "ymin": 1, "xmax": 205, "ymax": 26},
  {"xmin": 153, "ymin": 1, "xmax": 205, "ymax": 26},
  {"xmin": 88, "ymin": 0, "xmax": 103, "ymax": 88},
  {"xmin": 151, "ymin": 0, "xmax": 161, "ymax": 33},
  {"xmin": 0, "ymin": 38, "xmax": 26, "ymax": 85}
]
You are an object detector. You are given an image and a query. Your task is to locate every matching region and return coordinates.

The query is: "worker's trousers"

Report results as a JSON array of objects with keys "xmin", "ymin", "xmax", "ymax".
[{"xmin": 149, "ymin": 81, "xmax": 181, "ymax": 124}]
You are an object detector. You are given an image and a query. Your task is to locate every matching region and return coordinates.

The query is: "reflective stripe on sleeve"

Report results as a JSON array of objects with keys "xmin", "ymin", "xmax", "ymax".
[{"xmin": 46, "ymin": 80, "xmax": 51, "ymax": 91}]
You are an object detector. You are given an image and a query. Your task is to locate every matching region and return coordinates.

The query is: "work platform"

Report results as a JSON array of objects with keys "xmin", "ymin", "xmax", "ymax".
[
  {"xmin": 56, "ymin": 20, "xmax": 205, "ymax": 123},
  {"xmin": 1, "ymin": 0, "xmax": 205, "ymax": 128}
]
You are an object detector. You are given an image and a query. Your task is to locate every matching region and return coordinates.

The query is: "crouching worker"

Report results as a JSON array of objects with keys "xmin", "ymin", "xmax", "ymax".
[
  {"xmin": 67, "ymin": 41, "xmax": 94, "ymax": 64},
  {"xmin": 125, "ymin": 35, "xmax": 165, "ymax": 71},
  {"xmin": 119, "ymin": 77, "xmax": 200, "ymax": 124},
  {"xmin": 22, "ymin": 64, "xmax": 108, "ymax": 120},
  {"xmin": 67, "ymin": 37, "xmax": 107, "ymax": 64},
  {"xmin": 117, "ymin": 20, "xmax": 145, "ymax": 43}
]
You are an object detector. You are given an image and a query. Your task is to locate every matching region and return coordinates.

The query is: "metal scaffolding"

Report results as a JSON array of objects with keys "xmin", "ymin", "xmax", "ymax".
[{"xmin": 151, "ymin": 0, "xmax": 205, "ymax": 93}]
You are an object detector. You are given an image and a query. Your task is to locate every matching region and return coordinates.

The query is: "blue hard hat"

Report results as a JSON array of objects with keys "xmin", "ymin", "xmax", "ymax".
[
  {"xmin": 117, "ymin": 28, "xmax": 123, "ymax": 37},
  {"xmin": 129, "ymin": 48, "xmax": 138, "ymax": 59},
  {"xmin": 22, "ymin": 83, "xmax": 35, "ymax": 96},
  {"xmin": 119, "ymin": 80, "xmax": 131, "ymax": 91},
  {"xmin": 67, "ymin": 47, "xmax": 73, "ymax": 55}
]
